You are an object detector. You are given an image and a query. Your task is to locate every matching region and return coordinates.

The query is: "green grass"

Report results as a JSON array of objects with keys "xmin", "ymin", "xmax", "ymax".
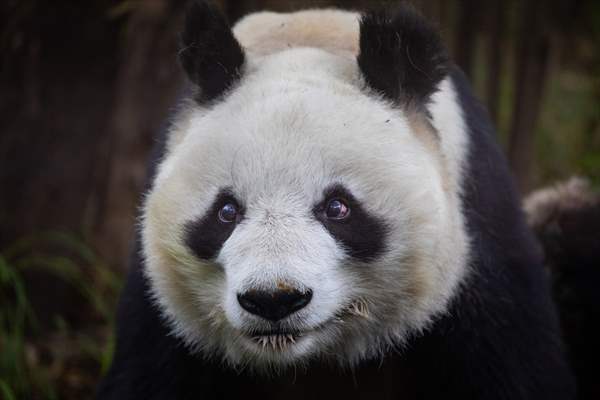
[{"xmin": 0, "ymin": 231, "xmax": 122, "ymax": 400}]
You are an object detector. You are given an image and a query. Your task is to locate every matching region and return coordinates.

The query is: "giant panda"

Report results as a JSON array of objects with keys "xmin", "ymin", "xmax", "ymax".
[{"xmin": 97, "ymin": 2, "xmax": 576, "ymax": 399}]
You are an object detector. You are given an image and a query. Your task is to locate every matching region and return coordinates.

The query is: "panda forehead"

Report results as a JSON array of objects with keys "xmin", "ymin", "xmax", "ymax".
[
  {"xmin": 182, "ymin": 47, "xmax": 410, "ymax": 144},
  {"xmin": 178, "ymin": 79, "xmax": 418, "ymax": 169},
  {"xmin": 177, "ymin": 106, "xmax": 418, "ymax": 207}
]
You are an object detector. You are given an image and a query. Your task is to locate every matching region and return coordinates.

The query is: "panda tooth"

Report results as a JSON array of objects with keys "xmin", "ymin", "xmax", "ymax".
[
  {"xmin": 269, "ymin": 335, "xmax": 276, "ymax": 349},
  {"xmin": 287, "ymin": 334, "xmax": 295, "ymax": 343}
]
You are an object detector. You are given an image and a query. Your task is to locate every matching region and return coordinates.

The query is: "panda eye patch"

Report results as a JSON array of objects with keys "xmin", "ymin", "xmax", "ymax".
[
  {"xmin": 325, "ymin": 199, "xmax": 350, "ymax": 220},
  {"xmin": 314, "ymin": 184, "xmax": 387, "ymax": 262},
  {"xmin": 218, "ymin": 203, "xmax": 239, "ymax": 223},
  {"xmin": 184, "ymin": 189, "xmax": 242, "ymax": 260}
]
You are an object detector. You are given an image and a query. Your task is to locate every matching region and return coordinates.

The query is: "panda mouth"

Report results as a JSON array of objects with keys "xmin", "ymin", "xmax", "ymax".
[
  {"xmin": 242, "ymin": 299, "xmax": 371, "ymax": 352},
  {"xmin": 250, "ymin": 332, "xmax": 302, "ymax": 350}
]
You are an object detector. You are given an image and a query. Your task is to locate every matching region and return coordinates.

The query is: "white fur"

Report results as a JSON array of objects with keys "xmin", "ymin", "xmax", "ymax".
[{"xmin": 142, "ymin": 10, "xmax": 470, "ymax": 371}]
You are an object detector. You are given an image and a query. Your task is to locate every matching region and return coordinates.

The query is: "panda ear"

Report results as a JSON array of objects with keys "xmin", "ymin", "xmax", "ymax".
[
  {"xmin": 357, "ymin": 6, "xmax": 448, "ymax": 108},
  {"xmin": 179, "ymin": 1, "xmax": 245, "ymax": 103}
]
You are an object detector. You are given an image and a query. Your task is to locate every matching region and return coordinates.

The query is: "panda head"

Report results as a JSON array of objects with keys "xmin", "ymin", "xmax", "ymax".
[{"xmin": 143, "ymin": 2, "xmax": 469, "ymax": 371}]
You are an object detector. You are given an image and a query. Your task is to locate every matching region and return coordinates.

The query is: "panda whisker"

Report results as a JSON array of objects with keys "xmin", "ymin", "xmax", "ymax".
[{"xmin": 347, "ymin": 299, "xmax": 371, "ymax": 319}]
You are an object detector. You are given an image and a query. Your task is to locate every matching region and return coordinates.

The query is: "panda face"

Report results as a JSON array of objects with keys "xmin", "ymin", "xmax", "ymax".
[{"xmin": 142, "ymin": 7, "xmax": 469, "ymax": 371}]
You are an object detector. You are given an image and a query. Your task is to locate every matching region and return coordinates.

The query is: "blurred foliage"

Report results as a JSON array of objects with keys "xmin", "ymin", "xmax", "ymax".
[
  {"xmin": 465, "ymin": 0, "xmax": 600, "ymax": 189},
  {"xmin": 536, "ymin": 70, "xmax": 600, "ymax": 187},
  {"xmin": 0, "ymin": 232, "xmax": 121, "ymax": 400}
]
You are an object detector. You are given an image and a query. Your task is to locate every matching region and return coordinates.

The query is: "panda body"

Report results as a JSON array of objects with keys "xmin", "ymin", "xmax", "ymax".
[{"xmin": 98, "ymin": 3, "xmax": 575, "ymax": 399}]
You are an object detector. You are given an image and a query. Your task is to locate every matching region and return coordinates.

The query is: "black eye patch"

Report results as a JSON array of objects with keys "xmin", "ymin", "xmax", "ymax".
[
  {"xmin": 184, "ymin": 189, "xmax": 243, "ymax": 260},
  {"xmin": 314, "ymin": 185, "xmax": 388, "ymax": 262}
]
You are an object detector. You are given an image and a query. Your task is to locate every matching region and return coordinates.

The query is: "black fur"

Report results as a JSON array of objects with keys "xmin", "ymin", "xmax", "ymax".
[
  {"xmin": 314, "ymin": 184, "xmax": 388, "ymax": 262},
  {"xmin": 357, "ymin": 6, "xmax": 448, "ymax": 107},
  {"xmin": 184, "ymin": 189, "xmax": 242, "ymax": 260},
  {"xmin": 179, "ymin": 1, "xmax": 245, "ymax": 103}
]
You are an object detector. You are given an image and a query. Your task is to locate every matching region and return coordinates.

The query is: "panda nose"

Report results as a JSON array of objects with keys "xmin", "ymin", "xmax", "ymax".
[{"xmin": 237, "ymin": 289, "xmax": 313, "ymax": 321}]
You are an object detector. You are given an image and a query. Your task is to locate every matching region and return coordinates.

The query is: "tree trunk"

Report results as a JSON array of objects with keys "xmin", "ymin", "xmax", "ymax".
[
  {"xmin": 508, "ymin": 0, "xmax": 551, "ymax": 193},
  {"xmin": 454, "ymin": 0, "xmax": 480, "ymax": 79},
  {"xmin": 485, "ymin": 0, "xmax": 505, "ymax": 124},
  {"xmin": 0, "ymin": 2, "xmax": 122, "ymax": 246},
  {"xmin": 89, "ymin": 0, "xmax": 185, "ymax": 269}
]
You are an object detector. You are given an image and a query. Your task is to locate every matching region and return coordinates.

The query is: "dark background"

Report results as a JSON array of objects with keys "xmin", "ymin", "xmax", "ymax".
[{"xmin": 1, "ymin": 1, "xmax": 598, "ymax": 399}]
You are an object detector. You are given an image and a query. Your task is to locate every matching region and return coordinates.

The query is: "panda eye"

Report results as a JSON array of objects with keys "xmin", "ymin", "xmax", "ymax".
[
  {"xmin": 325, "ymin": 199, "xmax": 350, "ymax": 220},
  {"xmin": 218, "ymin": 203, "xmax": 238, "ymax": 223}
]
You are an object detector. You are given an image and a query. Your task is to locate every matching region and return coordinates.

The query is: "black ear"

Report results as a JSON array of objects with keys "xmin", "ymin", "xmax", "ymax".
[
  {"xmin": 179, "ymin": 1, "xmax": 245, "ymax": 103},
  {"xmin": 357, "ymin": 6, "xmax": 448, "ymax": 107}
]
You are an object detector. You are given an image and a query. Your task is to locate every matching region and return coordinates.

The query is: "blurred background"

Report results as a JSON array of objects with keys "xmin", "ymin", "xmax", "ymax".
[{"xmin": 0, "ymin": 0, "xmax": 598, "ymax": 398}]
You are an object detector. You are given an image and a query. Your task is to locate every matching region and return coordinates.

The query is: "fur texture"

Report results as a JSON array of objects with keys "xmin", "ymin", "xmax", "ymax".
[
  {"xmin": 179, "ymin": 1, "xmax": 245, "ymax": 103},
  {"xmin": 98, "ymin": 4, "xmax": 574, "ymax": 399},
  {"xmin": 357, "ymin": 7, "xmax": 449, "ymax": 107}
]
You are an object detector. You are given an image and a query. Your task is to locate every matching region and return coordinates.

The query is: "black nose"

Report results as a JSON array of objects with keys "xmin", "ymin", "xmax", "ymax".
[{"xmin": 237, "ymin": 289, "xmax": 313, "ymax": 321}]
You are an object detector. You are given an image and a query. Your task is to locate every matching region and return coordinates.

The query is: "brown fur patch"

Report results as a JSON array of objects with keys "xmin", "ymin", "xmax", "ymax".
[
  {"xmin": 276, "ymin": 281, "xmax": 296, "ymax": 293},
  {"xmin": 406, "ymin": 112, "xmax": 452, "ymax": 193},
  {"xmin": 233, "ymin": 9, "xmax": 360, "ymax": 58},
  {"xmin": 401, "ymin": 247, "xmax": 429, "ymax": 304}
]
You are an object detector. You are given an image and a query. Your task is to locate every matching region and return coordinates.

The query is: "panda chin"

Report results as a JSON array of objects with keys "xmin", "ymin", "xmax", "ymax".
[
  {"xmin": 235, "ymin": 322, "xmax": 333, "ymax": 363},
  {"xmin": 230, "ymin": 330, "xmax": 317, "ymax": 368}
]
